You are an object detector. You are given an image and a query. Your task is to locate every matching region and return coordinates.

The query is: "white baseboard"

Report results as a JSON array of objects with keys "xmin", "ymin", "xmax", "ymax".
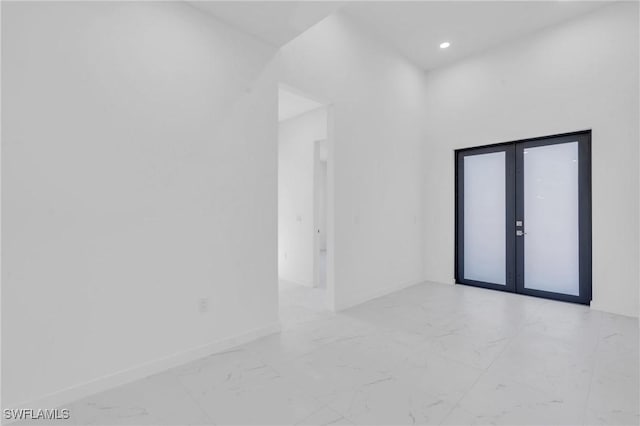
[
  {"xmin": 590, "ymin": 301, "xmax": 639, "ymax": 318},
  {"xmin": 5, "ymin": 322, "xmax": 281, "ymax": 412},
  {"xmin": 279, "ymin": 278, "xmax": 314, "ymax": 288},
  {"xmin": 335, "ymin": 278, "xmax": 425, "ymax": 311},
  {"xmin": 423, "ymin": 277, "xmax": 456, "ymax": 286},
  {"xmin": 431, "ymin": 280, "xmax": 638, "ymax": 318}
]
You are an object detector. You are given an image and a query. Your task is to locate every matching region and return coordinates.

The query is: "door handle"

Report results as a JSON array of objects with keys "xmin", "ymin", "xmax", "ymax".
[{"xmin": 516, "ymin": 230, "xmax": 527, "ymax": 236}]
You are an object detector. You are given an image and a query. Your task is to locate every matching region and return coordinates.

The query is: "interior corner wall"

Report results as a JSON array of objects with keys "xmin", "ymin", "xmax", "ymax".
[
  {"xmin": 278, "ymin": 107, "xmax": 327, "ymax": 287},
  {"xmin": 422, "ymin": 2, "xmax": 639, "ymax": 317},
  {"xmin": 277, "ymin": 12, "xmax": 428, "ymax": 310},
  {"xmin": 2, "ymin": 1, "xmax": 279, "ymax": 408}
]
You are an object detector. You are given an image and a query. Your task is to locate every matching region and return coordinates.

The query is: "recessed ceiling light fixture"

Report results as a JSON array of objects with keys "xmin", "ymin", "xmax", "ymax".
[{"xmin": 439, "ymin": 41, "xmax": 451, "ymax": 49}]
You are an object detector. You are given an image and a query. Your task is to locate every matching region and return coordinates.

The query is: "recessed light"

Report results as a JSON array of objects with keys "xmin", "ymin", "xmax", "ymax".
[{"xmin": 440, "ymin": 41, "xmax": 451, "ymax": 49}]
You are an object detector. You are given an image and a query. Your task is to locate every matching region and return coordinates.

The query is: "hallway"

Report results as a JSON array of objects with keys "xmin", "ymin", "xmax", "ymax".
[{"xmin": 279, "ymin": 279, "xmax": 329, "ymax": 327}]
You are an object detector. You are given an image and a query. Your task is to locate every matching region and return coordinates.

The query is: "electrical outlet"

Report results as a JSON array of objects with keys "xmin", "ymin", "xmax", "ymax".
[{"xmin": 198, "ymin": 297, "xmax": 209, "ymax": 313}]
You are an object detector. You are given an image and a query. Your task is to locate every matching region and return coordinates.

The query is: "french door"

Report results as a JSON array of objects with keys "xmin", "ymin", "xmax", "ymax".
[{"xmin": 455, "ymin": 131, "xmax": 591, "ymax": 304}]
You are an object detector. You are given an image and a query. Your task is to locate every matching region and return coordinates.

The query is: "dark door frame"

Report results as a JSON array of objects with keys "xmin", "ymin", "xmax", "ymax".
[
  {"xmin": 454, "ymin": 130, "xmax": 592, "ymax": 305},
  {"xmin": 455, "ymin": 143, "xmax": 516, "ymax": 293}
]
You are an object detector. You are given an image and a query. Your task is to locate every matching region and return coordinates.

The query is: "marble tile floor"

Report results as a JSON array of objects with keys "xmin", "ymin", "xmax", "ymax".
[
  {"xmin": 278, "ymin": 280, "xmax": 330, "ymax": 326},
  {"xmin": 16, "ymin": 281, "xmax": 639, "ymax": 425}
]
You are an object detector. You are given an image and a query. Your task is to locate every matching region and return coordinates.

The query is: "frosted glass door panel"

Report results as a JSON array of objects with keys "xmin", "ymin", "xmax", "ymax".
[
  {"xmin": 464, "ymin": 152, "xmax": 506, "ymax": 285},
  {"xmin": 523, "ymin": 142, "xmax": 579, "ymax": 295}
]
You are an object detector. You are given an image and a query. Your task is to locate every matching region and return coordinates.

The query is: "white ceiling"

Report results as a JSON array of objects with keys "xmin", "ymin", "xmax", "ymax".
[
  {"xmin": 342, "ymin": 1, "xmax": 611, "ymax": 70},
  {"xmin": 189, "ymin": 1, "xmax": 612, "ymax": 71},
  {"xmin": 188, "ymin": 1, "xmax": 343, "ymax": 47},
  {"xmin": 278, "ymin": 86, "xmax": 324, "ymax": 121}
]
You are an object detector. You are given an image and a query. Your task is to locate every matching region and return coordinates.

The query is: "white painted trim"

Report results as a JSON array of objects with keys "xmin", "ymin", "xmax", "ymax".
[
  {"xmin": 324, "ymin": 105, "xmax": 336, "ymax": 312},
  {"xmin": 590, "ymin": 301, "xmax": 639, "ymax": 318},
  {"xmin": 433, "ymin": 279, "xmax": 638, "ymax": 318},
  {"xmin": 335, "ymin": 279, "xmax": 425, "ymax": 311},
  {"xmin": 5, "ymin": 322, "xmax": 280, "ymax": 412},
  {"xmin": 278, "ymin": 83, "xmax": 330, "ymax": 108},
  {"xmin": 279, "ymin": 278, "xmax": 314, "ymax": 288}
]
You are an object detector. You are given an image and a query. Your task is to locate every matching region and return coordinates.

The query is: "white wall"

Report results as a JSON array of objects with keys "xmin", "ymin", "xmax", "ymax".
[
  {"xmin": 278, "ymin": 107, "xmax": 327, "ymax": 287},
  {"xmin": 2, "ymin": 1, "xmax": 279, "ymax": 408},
  {"xmin": 5, "ymin": 0, "xmax": 635, "ymax": 412},
  {"xmin": 278, "ymin": 12, "xmax": 428, "ymax": 310},
  {"xmin": 422, "ymin": 2, "xmax": 639, "ymax": 317}
]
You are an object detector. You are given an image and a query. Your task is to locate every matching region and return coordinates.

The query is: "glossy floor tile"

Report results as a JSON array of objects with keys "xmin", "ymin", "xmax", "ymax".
[{"xmin": 17, "ymin": 282, "xmax": 640, "ymax": 425}]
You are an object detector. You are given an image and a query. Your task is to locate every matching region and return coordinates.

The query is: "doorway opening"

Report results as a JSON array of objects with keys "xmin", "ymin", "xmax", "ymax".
[
  {"xmin": 277, "ymin": 84, "xmax": 333, "ymax": 324},
  {"xmin": 455, "ymin": 130, "xmax": 592, "ymax": 304}
]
